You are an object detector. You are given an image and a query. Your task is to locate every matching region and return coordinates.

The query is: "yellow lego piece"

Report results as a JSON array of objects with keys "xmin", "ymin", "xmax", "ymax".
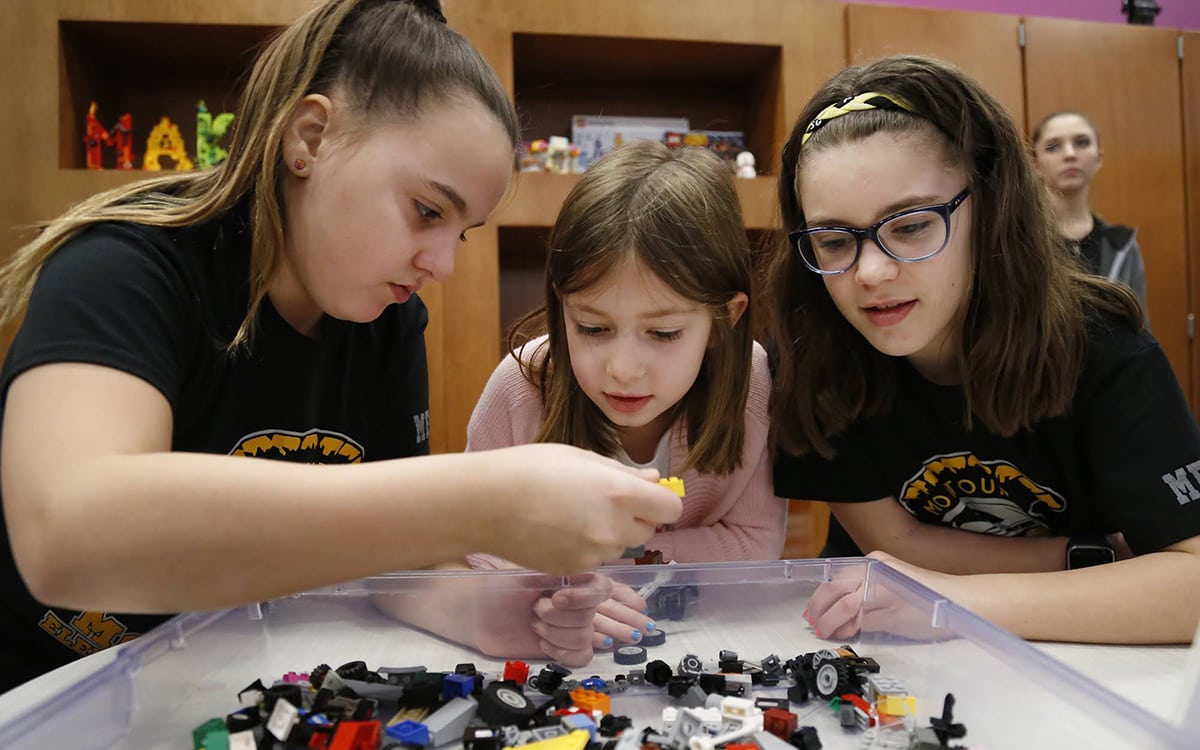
[
  {"xmin": 507, "ymin": 729, "xmax": 591, "ymax": 750},
  {"xmin": 876, "ymin": 695, "xmax": 916, "ymax": 717},
  {"xmin": 659, "ymin": 476, "xmax": 685, "ymax": 497}
]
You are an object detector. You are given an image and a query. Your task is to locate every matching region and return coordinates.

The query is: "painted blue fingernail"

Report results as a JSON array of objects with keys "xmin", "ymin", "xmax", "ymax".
[
  {"xmin": 602, "ymin": 636, "xmax": 613, "ymax": 648},
  {"xmin": 645, "ymin": 621, "xmax": 656, "ymax": 631},
  {"xmin": 630, "ymin": 630, "xmax": 642, "ymax": 641}
]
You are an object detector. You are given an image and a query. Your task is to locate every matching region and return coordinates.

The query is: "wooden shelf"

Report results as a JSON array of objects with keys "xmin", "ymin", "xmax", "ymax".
[
  {"xmin": 498, "ymin": 171, "xmax": 778, "ymax": 230},
  {"xmin": 59, "ymin": 20, "xmax": 277, "ymax": 169},
  {"xmin": 513, "ymin": 32, "xmax": 782, "ymax": 175}
]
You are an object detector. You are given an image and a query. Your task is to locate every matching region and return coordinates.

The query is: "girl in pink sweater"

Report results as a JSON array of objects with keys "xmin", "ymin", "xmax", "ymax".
[{"xmin": 465, "ymin": 140, "xmax": 786, "ymax": 654}]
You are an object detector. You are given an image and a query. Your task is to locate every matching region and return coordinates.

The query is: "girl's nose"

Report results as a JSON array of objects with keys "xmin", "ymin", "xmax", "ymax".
[
  {"xmin": 606, "ymin": 343, "xmax": 645, "ymax": 383},
  {"xmin": 854, "ymin": 239, "xmax": 900, "ymax": 286}
]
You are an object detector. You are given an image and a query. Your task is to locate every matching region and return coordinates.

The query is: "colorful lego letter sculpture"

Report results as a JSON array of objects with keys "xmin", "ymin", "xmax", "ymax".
[
  {"xmin": 110, "ymin": 113, "xmax": 135, "ymax": 170},
  {"xmin": 85, "ymin": 103, "xmax": 135, "ymax": 169},
  {"xmin": 84, "ymin": 102, "xmax": 111, "ymax": 170},
  {"xmin": 196, "ymin": 100, "xmax": 236, "ymax": 168},
  {"xmin": 144, "ymin": 116, "xmax": 194, "ymax": 171}
]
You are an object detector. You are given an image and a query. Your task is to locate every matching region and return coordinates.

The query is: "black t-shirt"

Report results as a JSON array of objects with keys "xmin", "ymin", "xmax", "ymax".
[
  {"xmin": 0, "ymin": 207, "xmax": 430, "ymax": 692},
  {"xmin": 775, "ymin": 318, "xmax": 1200, "ymax": 559}
]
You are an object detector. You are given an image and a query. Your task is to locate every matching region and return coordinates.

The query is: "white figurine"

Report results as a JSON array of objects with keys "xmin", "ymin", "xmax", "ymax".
[{"xmin": 735, "ymin": 151, "xmax": 756, "ymax": 179}]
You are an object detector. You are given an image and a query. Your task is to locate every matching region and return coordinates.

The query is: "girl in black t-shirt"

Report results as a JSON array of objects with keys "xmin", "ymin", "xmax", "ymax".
[
  {"xmin": 0, "ymin": 0, "xmax": 681, "ymax": 691},
  {"xmin": 767, "ymin": 55, "xmax": 1200, "ymax": 644}
]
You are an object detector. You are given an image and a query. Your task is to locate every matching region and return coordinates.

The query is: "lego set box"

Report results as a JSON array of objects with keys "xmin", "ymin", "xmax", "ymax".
[{"xmin": 0, "ymin": 559, "xmax": 1190, "ymax": 749}]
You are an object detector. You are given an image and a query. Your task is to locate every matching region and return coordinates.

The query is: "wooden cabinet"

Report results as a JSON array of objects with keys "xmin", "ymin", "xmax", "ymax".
[
  {"xmin": 1025, "ymin": 18, "xmax": 1191, "ymax": 399},
  {"xmin": 4, "ymin": 1, "xmax": 1200, "ymax": 558},
  {"xmin": 1182, "ymin": 31, "xmax": 1200, "ymax": 420},
  {"xmin": 846, "ymin": 4, "xmax": 1025, "ymax": 124}
]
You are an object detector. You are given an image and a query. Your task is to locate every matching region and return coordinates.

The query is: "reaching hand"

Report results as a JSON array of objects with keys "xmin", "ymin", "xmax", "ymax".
[
  {"xmin": 376, "ymin": 570, "xmax": 614, "ymax": 668},
  {"xmin": 589, "ymin": 581, "xmax": 657, "ymax": 650},
  {"xmin": 804, "ymin": 551, "xmax": 968, "ymax": 642},
  {"xmin": 479, "ymin": 444, "xmax": 683, "ymax": 575}
]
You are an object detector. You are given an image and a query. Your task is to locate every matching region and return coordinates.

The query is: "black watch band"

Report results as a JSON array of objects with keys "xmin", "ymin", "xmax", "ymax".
[{"xmin": 1066, "ymin": 533, "xmax": 1116, "ymax": 570}]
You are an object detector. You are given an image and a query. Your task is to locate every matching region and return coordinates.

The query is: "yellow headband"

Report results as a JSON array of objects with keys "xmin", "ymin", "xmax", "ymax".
[{"xmin": 800, "ymin": 92, "xmax": 915, "ymax": 146}]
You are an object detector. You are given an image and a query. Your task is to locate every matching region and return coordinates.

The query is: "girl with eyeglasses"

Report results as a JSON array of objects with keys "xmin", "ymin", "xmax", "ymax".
[{"xmin": 768, "ymin": 55, "xmax": 1200, "ymax": 644}]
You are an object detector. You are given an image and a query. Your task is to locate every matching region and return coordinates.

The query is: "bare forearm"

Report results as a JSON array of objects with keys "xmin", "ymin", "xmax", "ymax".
[
  {"xmin": 846, "ymin": 514, "xmax": 1067, "ymax": 574},
  {"xmin": 962, "ymin": 550, "xmax": 1200, "ymax": 643},
  {"xmin": 903, "ymin": 525, "xmax": 1067, "ymax": 573},
  {"xmin": 12, "ymin": 452, "xmax": 499, "ymax": 612}
]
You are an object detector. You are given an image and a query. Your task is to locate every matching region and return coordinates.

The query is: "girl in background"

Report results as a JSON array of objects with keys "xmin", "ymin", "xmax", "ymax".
[
  {"xmin": 1031, "ymin": 111, "xmax": 1148, "ymax": 317},
  {"xmin": 768, "ymin": 55, "xmax": 1200, "ymax": 644}
]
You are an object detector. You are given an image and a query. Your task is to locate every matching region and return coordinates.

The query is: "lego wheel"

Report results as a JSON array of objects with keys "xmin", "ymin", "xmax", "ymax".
[
  {"xmin": 813, "ymin": 662, "xmax": 853, "ymax": 699},
  {"xmin": 811, "ymin": 648, "xmax": 840, "ymax": 669}
]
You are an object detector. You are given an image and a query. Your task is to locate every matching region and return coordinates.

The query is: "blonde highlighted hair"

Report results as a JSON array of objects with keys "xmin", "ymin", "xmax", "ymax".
[{"xmin": 0, "ymin": 0, "xmax": 517, "ymax": 349}]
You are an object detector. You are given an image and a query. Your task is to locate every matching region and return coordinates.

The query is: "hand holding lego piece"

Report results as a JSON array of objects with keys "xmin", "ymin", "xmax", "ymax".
[{"xmin": 479, "ymin": 444, "xmax": 683, "ymax": 575}]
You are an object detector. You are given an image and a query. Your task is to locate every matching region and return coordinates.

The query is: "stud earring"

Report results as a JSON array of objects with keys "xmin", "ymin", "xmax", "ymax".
[{"xmin": 293, "ymin": 158, "xmax": 307, "ymax": 171}]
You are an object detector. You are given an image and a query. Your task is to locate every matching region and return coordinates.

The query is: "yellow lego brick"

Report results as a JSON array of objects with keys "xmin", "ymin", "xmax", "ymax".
[
  {"xmin": 659, "ymin": 476, "xmax": 685, "ymax": 497},
  {"xmin": 507, "ymin": 729, "xmax": 591, "ymax": 750},
  {"xmin": 877, "ymin": 695, "xmax": 916, "ymax": 717}
]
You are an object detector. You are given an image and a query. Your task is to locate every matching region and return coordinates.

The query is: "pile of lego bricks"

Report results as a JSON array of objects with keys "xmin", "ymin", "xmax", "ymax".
[{"xmin": 190, "ymin": 646, "xmax": 969, "ymax": 750}]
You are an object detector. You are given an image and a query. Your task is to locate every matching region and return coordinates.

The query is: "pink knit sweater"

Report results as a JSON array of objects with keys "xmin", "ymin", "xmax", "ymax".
[{"xmin": 465, "ymin": 340, "xmax": 786, "ymax": 563}]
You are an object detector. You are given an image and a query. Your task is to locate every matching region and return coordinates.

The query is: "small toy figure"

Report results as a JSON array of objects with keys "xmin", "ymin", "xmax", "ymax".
[
  {"xmin": 84, "ymin": 102, "xmax": 111, "ymax": 170},
  {"xmin": 110, "ymin": 113, "xmax": 135, "ymax": 170},
  {"xmin": 544, "ymin": 135, "xmax": 572, "ymax": 175},
  {"xmin": 196, "ymin": 100, "xmax": 236, "ymax": 168},
  {"xmin": 520, "ymin": 139, "xmax": 548, "ymax": 172},
  {"xmin": 143, "ymin": 117, "xmax": 194, "ymax": 171},
  {"xmin": 736, "ymin": 151, "xmax": 757, "ymax": 179}
]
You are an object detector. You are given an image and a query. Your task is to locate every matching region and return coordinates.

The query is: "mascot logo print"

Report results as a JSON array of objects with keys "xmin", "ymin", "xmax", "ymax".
[
  {"xmin": 899, "ymin": 451, "xmax": 1065, "ymax": 536},
  {"xmin": 230, "ymin": 428, "xmax": 364, "ymax": 463}
]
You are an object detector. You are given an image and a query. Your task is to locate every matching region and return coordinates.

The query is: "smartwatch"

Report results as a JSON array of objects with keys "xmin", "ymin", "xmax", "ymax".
[{"xmin": 1066, "ymin": 533, "xmax": 1117, "ymax": 570}]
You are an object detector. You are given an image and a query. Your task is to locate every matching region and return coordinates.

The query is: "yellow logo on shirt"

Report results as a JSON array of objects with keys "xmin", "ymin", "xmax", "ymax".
[
  {"xmin": 39, "ymin": 610, "xmax": 140, "ymax": 656},
  {"xmin": 899, "ymin": 451, "xmax": 1065, "ymax": 536},
  {"xmin": 229, "ymin": 428, "xmax": 364, "ymax": 463}
]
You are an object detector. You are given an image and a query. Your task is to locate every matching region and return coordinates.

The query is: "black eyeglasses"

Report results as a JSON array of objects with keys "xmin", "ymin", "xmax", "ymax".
[{"xmin": 790, "ymin": 187, "xmax": 971, "ymax": 275}]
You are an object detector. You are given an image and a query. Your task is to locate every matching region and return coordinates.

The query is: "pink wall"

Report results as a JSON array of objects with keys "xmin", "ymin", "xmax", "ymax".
[{"xmin": 859, "ymin": 0, "xmax": 1200, "ymax": 31}]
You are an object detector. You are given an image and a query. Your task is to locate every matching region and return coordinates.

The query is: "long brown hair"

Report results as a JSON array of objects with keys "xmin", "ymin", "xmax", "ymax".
[
  {"xmin": 766, "ymin": 55, "xmax": 1142, "ymax": 459},
  {"xmin": 511, "ymin": 141, "xmax": 754, "ymax": 475},
  {"xmin": 0, "ymin": 0, "xmax": 518, "ymax": 349}
]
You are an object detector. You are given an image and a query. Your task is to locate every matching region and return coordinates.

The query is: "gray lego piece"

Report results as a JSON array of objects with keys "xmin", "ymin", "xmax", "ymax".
[
  {"xmin": 340, "ymin": 678, "xmax": 407, "ymax": 703},
  {"xmin": 528, "ymin": 726, "xmax": 567, "ymax": 742},
  {"xmin": 424, "ymin": 697, "xmax": 478, "ymax": 746},
  {"xmin": 680, "ymin": 684, "xmax": 709, "ymax": 708}
]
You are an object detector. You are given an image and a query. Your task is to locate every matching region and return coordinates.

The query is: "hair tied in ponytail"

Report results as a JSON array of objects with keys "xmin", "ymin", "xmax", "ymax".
[{"xmin": 409, "ymin": 0, "xmax": 447, "ymax": 23}]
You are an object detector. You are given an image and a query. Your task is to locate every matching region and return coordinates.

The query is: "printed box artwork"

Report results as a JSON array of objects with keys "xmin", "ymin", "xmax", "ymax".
[
  {"xmin": 571, "ymin": 115, "xmax": 690, "ymax": 170},
  {"xmin": 666, "ymin": 130, "xmax": 748, "ymax": 171}
]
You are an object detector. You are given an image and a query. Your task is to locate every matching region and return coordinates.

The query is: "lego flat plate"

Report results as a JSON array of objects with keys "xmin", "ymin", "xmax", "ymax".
[{"xmin": 0, "ymin": 559, "xmax": 1190, "ymax": 749}]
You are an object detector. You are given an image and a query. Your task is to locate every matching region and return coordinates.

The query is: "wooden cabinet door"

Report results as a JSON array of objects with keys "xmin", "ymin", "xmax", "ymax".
[
  {"xmin": 847, "ymin": 4, "xmax": 1024, "ymax": 125},
  {"xmin": 1184, "ymin": 31, "xmax": 1200, "ymax": 419},
  {"xmin": 1025, "ymin": 18, "xmax": 1190, "ymax": 400}
]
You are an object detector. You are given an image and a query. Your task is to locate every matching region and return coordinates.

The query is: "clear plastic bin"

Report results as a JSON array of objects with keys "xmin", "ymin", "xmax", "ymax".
[{"xmin": 0, "ymin": 559, "xmax": 1190, "ymax": 749}]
